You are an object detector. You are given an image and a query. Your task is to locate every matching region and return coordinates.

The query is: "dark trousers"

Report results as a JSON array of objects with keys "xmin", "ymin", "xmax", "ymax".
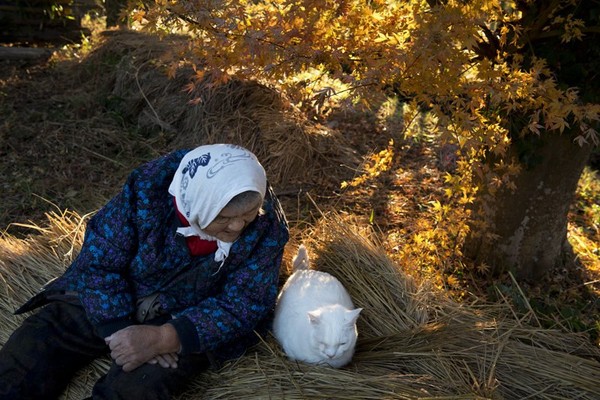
[{"xmin": 0, "ymin": 302, "xmax": 210, "ymax": 399}]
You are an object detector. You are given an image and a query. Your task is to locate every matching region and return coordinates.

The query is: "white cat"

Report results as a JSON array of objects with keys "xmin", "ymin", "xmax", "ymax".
[{"xmin": 272, "ymin": 244, "xmax": 362, "ymax": 368}]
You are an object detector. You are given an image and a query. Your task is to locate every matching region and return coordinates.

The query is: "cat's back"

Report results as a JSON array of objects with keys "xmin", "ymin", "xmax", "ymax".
[
  {"xmin": 278, "ymin": 245, "xmax": 354, "ymax": 308},
  {"xmin": 286, "ymin": 268, "xmax": 345, "ymax": 292},
  {"xmin": 280, "ymin": 268, "xmax": 354, "ymax": 309}
]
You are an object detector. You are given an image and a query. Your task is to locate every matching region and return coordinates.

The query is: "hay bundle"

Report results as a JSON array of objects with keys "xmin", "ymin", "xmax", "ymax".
[
  {"xmin": 1, "ymin": 212, "xmax": 600, "ymax": 399},
  {"xmin": 304, "ymin": 220, "xmax": 432, "ymax": 336},
  {"xmin": 89, "ymin": 30, "xmax": 350, "ymax": 187},
  {"xmin": 0, "ymin": 211, "xmax": 86, "ymax": 329}
]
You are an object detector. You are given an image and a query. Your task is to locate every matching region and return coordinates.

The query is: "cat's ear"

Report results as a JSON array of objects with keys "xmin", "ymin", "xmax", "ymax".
[
  {"xmin": 345, "ymin": 308, "xmax": 362, "ymax": 324},
  {"xmin": 307, "ymin": 310, "xmax": 321, "ymax": 325}
]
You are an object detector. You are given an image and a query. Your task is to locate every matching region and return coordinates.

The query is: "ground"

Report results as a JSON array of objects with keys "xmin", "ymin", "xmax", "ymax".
[{"xmin": 1, "ymin": 24, "xmax": 599, "ymax": 346}]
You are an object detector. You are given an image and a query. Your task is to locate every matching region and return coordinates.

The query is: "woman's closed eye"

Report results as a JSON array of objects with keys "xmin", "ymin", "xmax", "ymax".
[
  {"xmin": 212, "ymin": 216, "xmax": 232, "ymax": 225},
  {"xmin": 213, "ymin": 209, "xmax": 259, "ymax": 226}
]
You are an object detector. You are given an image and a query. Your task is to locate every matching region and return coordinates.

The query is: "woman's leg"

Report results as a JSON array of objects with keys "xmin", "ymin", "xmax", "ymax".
[
  {"xmin": 91, "ymin": 353, "xmax": 211, "ymax": 400},
  {"xmin": 0, "ymin": 302, "xmax": 107, "ymax": 400}
]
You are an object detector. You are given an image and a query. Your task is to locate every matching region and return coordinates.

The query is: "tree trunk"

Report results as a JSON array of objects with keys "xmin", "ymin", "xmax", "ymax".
[{"xmin": 464, "ymin": 130, "xmax": 593, "ymax": 280}]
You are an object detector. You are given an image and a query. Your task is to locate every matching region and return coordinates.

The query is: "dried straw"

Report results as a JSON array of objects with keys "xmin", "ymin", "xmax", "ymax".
[
  {"xmin": 99, "ymin": 31, "xmax": 352, "ymax": 188},
  {"xmin": 299, "ymin": 217, "xmax": 433, "ymax": 337},
  {"xmin": 2, "ymin": 212, "xmax": 600, "ymax": 399}
]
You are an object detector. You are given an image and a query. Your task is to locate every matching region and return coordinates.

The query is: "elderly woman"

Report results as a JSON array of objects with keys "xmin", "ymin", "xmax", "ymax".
[{"xmin": 0, "ymin": 144, "xmax": 289, "ymax": 399}]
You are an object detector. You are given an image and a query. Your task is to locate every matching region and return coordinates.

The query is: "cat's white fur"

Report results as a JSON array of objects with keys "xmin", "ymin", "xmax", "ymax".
[{"xmin": 272, "ymin": 245, "xmax": 362, "ymax": 368}]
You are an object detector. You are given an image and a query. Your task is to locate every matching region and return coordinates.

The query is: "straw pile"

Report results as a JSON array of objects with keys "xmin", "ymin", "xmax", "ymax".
[
  {"xmin": 2, "ymin": 30, "xmax": 357, "ymax": 236},
  {"xmin": 85, "ymin": 30, "xmax": 353, "ymax": 188},
  {"xmin": 1, "ymin": 211, "xmax": 599, "ymax": 399}
]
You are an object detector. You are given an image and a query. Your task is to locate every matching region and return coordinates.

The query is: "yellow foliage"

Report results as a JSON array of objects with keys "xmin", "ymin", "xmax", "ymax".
[
  {"xmin": 131, "ymin": 0, "xmax": 599, "ymax": 148},
  {"xmin": 130, "ymin": 0, "xmax": 599, "ymax": 282},
  {"xmin": 341, "ymin": 140, "xmax": 395, "ymax": 189}
]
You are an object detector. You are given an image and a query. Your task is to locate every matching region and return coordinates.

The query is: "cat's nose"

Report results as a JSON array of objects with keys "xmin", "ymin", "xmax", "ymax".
[{"xmin": 325, "ymin": 349, "xmax": 336, "ymax": 358}]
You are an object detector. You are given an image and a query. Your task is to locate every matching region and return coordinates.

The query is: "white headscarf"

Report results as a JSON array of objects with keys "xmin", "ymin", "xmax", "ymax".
[{"xmin": 168, "ymin": 144, "xmax": 267, "ymax": 262}]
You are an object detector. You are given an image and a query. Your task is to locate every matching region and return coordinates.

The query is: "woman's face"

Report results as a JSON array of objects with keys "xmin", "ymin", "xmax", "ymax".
[{"xmin": 203, "ymin": 197, "xmax": 263, "ymax": 242}]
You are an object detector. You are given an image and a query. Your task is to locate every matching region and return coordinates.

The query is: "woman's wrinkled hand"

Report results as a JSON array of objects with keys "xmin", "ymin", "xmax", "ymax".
[{"xmin": 105, "ymin": 324, "xmax": 180, "ymax": 372}]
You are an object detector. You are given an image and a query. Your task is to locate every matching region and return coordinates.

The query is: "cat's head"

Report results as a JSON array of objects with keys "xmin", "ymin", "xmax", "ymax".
[{"xmin": 307, "ymin": 304, "xmax": 362, "ymax": 365}]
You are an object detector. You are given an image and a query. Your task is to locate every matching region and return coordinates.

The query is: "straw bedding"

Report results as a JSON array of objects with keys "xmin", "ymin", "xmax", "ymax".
[{"xmin": 1, "ymin": 211, "xmax": 599, "ymax": 399}]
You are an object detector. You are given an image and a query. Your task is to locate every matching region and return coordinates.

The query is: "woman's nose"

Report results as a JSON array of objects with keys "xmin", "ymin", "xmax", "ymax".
[{"xmin": 228, "ymin": 218, "xmax": 245, "ymax": 231}]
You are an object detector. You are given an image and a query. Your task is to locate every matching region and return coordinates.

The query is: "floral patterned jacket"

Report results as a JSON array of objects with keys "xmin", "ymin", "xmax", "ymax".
[{"xmin": 35, "ymin": 149, "xmax": 289, "ymax": 359}]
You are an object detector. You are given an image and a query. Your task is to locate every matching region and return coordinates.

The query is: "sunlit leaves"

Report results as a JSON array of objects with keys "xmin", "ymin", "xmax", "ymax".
[
  {"xmin": 129, "ymin": 0, "xmax": 599, "ymax": 149},
  {"xmin": 341, "ymin": 140, "xmax": 395, "ymax": 189},
  {"xmin": 130, "ymin": 0, "xmax": 599, "ymax": 280},
  {"xmin": 550, "ymin": 14, "xmax": 586, "ymax": 43}
]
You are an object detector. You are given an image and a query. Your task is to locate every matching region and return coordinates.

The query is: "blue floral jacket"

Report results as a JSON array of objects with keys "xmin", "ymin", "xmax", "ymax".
[{"xmin": 37, "ymin": 149, "xmax": 289, "ymax": 359}]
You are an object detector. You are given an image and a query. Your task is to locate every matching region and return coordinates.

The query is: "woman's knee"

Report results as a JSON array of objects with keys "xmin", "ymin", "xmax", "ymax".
[{"xmin": 92, "ymin": 356, "xmax": 209, "ymax": 400}]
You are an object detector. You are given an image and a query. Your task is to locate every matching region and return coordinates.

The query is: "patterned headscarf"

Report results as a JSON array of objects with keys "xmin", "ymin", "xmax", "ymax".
[{"xmin": 168, "ymin": 144, "xmax": 267, "ymax": 261}]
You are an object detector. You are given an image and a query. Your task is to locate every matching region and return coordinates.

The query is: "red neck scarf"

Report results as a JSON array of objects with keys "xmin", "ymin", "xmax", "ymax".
[{"xmin": 173, "ymin": 198, "xmax": 218, "ymax": 256}]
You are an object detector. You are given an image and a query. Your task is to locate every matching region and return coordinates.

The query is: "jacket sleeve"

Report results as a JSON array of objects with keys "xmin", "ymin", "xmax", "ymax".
[
  {"xmin": 68, "ymin": 172, "xmax": 140, "ymax": 337},
  {"xmin": 169, "ymin": 195, "xmax": 289, "ymax": 355}
]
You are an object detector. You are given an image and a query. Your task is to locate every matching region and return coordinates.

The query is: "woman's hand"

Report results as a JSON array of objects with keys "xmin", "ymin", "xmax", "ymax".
[
  {"xmin": 105, "ymin": 323, "xmax": 181, "ymax": 372},
  {"xmin": 147, "ymin": 353, "xmax": 179, "ymax": 369}
]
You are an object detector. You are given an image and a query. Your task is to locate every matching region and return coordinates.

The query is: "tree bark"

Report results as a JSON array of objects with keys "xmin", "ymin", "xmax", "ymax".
[{"xmin": 464, "ymin": 130, "xmax": 593, "ymax": 280}]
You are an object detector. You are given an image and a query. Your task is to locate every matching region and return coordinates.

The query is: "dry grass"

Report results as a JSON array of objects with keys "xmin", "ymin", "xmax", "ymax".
[
  {"xmin": 301, "ymin": 217, "xmax": 432, "ymax": 336},
  {"xmin": 93, "ymin": 31, "xmax": 353, "ymax": 188},
  {"xmin": 0, "ymin": 30, "xmax": 355, "ymax": 233},
  {"xmin": 1, "ymin": 212, "xmax": 599, "ymax": 399}
]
